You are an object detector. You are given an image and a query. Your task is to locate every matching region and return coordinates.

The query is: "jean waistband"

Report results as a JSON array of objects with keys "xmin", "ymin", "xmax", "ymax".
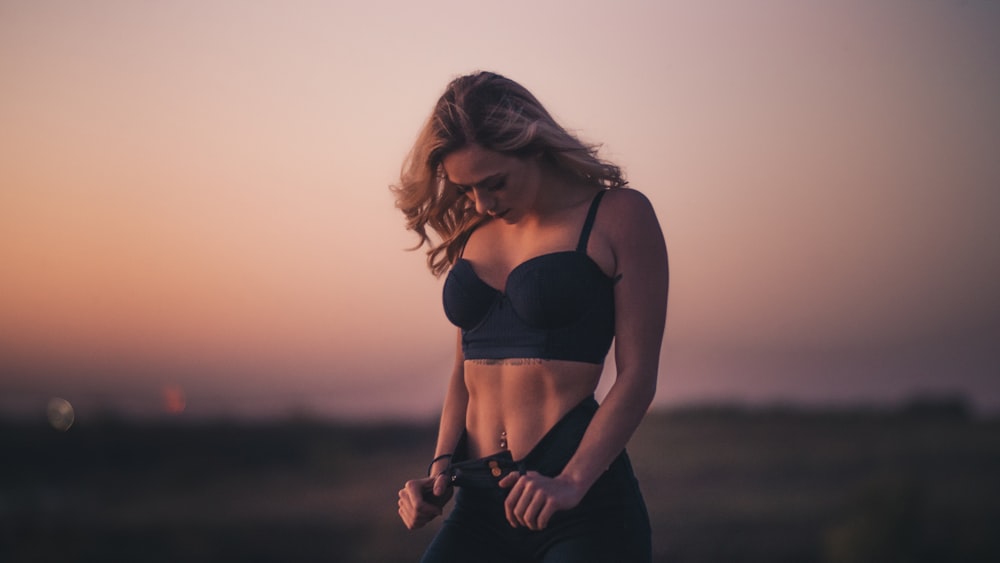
[{"xmin": 519, "ymin": 394, "xmax": 598, "ymax": 476}]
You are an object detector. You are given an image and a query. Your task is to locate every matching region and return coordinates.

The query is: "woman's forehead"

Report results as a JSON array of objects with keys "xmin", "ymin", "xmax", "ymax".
[{"xmin": 441, "ymin": 145, "xmax": 512, "ymax": 185}]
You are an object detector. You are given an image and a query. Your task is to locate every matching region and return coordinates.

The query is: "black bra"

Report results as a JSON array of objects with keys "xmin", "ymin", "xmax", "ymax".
[{"xmin": 442, "ymin": 190, "xmax": 615, "ymax": 364}]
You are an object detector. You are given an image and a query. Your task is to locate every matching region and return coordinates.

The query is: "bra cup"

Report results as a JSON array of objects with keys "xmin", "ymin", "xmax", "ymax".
[
  {"xmin": 441, "ymin": 190, "xmax": 616, "ymax": 364},
  {"xmin": 506, "ymin": 255, "xmax": 605, "ymax": 329},
  {"xmin": 443, "ymin": 261, "xmax": 499, "ymax": 330}
]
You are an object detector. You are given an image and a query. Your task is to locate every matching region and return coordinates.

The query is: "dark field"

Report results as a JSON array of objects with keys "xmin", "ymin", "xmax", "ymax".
[{"xmin": 3, "ymin": 402, "xmax": 999, "ymax": 563}]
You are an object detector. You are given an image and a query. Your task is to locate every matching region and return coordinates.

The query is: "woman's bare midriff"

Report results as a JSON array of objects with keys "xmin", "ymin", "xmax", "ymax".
[{"xmin": 463, "ymin": 359, "xmax": 603, "ymax": 461}]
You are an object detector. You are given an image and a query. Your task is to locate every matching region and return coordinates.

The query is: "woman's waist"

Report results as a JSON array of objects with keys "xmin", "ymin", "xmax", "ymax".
[
  {"xmin": 462, "ymin": 378, "xmax": 599, "ymax": 462},
  {"xmin": 455, "ymin": 394, "xmax": 600, "ymax": 480},
  {"xmin": 463, "ymin": 358, "xmax": 601, "ymax": 403}
]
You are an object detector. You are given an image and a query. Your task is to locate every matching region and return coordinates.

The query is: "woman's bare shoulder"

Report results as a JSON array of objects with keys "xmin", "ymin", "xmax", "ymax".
[
  {"xmin": 599, "ymin": 187, "xmax": 661, "ymax": 232},
  {"xmin": 460, "ymin": 217, "xmax": 498, "ymax": 254}
]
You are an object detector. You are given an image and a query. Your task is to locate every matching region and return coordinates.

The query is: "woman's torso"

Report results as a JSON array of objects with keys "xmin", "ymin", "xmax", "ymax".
[
  {"xmin": 446, "ymin": 188, "xmax": 617, "ymax": 460},
  {"xmin": 463, "ymin": 360, "xmax": 603, "ymax": 460}
]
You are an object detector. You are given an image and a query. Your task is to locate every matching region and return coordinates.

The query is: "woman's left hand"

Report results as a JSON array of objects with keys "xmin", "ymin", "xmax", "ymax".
[{"xmin": 497, "ymin": 471, "xmax": 587, "ymax": 530}]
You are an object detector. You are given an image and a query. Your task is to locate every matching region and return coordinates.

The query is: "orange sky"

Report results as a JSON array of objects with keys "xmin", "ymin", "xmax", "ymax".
[{"xmin": 2, "ymin": 1, "xmax": 999, "ymax": 420}]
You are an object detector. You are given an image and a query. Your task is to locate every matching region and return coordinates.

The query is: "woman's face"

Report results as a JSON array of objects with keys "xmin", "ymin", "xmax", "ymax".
[{"xmin": 441, "ymin": 144, "xmax": 541, "ymax": 223}]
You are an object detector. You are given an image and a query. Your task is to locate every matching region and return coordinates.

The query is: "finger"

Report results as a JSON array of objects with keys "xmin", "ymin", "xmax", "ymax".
[
  {"xmin": 404, "ymin": 480, "xmax": 442, "ymax": 519},
  {"xmin": 521, "ymin": 492, "xmax": 548, "ymax": 530},
  {"xmin": 406, "ymin": 479, "xmax": 433, "ymax": 504},
  {"xmin": 536, "ymin": 500, "xmax": 559, "ymax": 530},
  {"xmin": 401, "ymin": 482, "xmax": 416, "ymax": 507},
  {"xmin": 512, "ymin": 479, "xmax": 539, "ymax": 528},
  {"xmin": 398, "ymin": 489, "xmax": 414, "ymax": 514},
  {"xmin": 433, "ymin": 473, "xmax": 450, "ymax": 496},
  {"xmin": 400, "ymin": 496, "xmax": 436, "ymax": 530},
  {"xmin": 399, "ymin": 492, "xmax": 419, "ymax": 518},
  {"xmin": 399, "ymin": 503, "xmax": 417, "ymax": 529},
  {"xmin": 404, "ymin": 479, "xmax": 426, "ymax": 499},
  {"xmin": 498, "ymin": 471, "xmax": 520, "ymax": 489},
  {"xmin": 504, "ymin": 478, "xmax": 525, "ymax": 527}
]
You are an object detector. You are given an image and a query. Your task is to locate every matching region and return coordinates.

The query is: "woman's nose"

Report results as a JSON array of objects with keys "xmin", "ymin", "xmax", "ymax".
[{"xmin": 473, "ymin": 189, "xmax": 495, "ymax": 215}]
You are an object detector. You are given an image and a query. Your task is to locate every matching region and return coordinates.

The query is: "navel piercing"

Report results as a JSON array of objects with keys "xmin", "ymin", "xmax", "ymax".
[{"xmin": 499, "ymin": 430, "xmax": 508, "ymax": 450}]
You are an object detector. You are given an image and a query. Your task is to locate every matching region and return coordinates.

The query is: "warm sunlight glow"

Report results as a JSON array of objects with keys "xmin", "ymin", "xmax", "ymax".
[{"xmin": 2, "ymin": 0, "xmax": 998, "ymax": 418}]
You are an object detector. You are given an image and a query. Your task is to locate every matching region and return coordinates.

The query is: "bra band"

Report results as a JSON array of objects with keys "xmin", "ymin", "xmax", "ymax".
[{"xmin": 576, "ymin": 190, "xmax": 607, "ymax": 253}]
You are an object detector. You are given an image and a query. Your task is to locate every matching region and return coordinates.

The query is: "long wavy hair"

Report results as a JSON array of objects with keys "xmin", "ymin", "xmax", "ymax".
[{"xmin": 392, "ymin": 71, "xmax": 626, "ymax": 276}]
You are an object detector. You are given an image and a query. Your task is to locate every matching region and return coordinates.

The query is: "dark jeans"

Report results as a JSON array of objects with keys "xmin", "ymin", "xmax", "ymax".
[{"xmin": 420, "ymin": 396, "xmax": 652, "ymax": 563}]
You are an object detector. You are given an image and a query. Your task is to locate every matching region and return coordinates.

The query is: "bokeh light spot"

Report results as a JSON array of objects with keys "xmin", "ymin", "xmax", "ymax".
[
  {"xmin": 47, "ymin": 397, "xmax": 75, "ymax": 431},
  {"xmin": 162, "ymin": 385, "xmax": 186, "ymax": 415}
]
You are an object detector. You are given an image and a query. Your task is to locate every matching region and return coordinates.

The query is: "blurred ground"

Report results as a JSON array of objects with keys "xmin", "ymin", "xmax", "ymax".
[{"xmin": 2, "ymin": 399, "xmax": 998, "ymax": 562}]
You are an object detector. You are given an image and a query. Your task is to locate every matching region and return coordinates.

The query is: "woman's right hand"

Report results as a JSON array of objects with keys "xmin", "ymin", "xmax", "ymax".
[{"xmin": 397, "ymin": 473, "xmax": 453, "ymax": 529}]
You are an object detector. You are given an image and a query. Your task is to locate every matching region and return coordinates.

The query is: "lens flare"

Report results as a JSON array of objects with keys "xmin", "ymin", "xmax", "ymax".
[{"xmin": 47, "ymin": 397, "xmax": 75, "ymax": 431}]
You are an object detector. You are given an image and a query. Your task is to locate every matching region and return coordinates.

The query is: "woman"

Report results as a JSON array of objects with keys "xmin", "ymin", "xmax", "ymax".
[{"xmin": 394, "ymin": 71, "xmax": 668, "ymax": 563}]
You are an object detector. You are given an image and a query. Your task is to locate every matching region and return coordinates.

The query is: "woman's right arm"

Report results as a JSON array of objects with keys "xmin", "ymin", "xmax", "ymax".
[
  {"xmin": 398, "ymin": 330, "xmax": 467, "ymax": 529},
  {"xmin": 429, "ymin": 330, "xmax": 469, "ymax": 475}
]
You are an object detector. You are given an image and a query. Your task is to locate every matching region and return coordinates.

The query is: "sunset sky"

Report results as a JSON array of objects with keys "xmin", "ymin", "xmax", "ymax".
[{"xmin": 2, "ymin": 0, "xmax": 998, "ymax": 420}]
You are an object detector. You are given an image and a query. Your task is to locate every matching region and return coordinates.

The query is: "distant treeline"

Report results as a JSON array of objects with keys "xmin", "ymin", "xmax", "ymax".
[
  {"xmin": 2, "ymin": 394, "xmax": 998, "ymax": 563},
  {"xmin": 0, "ymin": 393, "xmax": 982, "ymax": 430},
  {"xmin": 659, "ymin": 394, "xmax": 977, "ymax": 421}
]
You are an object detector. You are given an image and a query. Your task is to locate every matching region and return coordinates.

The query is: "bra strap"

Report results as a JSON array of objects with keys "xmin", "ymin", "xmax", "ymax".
[{"xmin": 576, "ymin": 190, "xmax": 607, "ymax": 252}]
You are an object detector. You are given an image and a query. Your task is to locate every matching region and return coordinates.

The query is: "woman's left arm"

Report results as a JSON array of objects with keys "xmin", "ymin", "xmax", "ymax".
[{"xmin": 500, "ymin": 188, "xmax": 669, "ymax": 530}]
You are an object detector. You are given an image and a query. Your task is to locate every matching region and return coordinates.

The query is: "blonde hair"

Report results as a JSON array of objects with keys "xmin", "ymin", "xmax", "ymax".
[{"xmin": 392, "ymin": 71, "xmax": 626, "ymax": 276}]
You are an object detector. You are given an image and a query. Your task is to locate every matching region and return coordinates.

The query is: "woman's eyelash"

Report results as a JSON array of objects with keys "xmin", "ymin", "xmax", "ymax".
[{"xmin": 453, "ymin": 177, "xmax": 505, "ymax": 195}]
